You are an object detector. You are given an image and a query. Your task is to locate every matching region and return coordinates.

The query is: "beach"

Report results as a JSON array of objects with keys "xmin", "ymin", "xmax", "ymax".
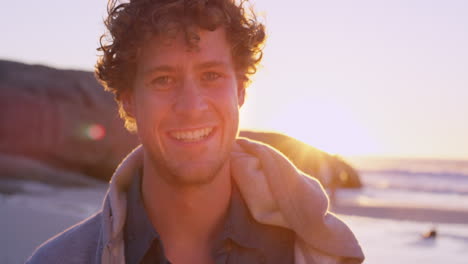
[
  {"xmin": 2, "ymin": 157, "xmax": 468, "ymax": 263},
  {"xmin": 0, "ymin": 181, "xmax": 107, "ymax": 264},
  {"xmin": 1, "ymin": 182, "xmax": 467, "ymax": 263}
]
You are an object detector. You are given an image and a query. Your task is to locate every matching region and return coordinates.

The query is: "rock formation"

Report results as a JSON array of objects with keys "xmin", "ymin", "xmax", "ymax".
[
  {"xmin": 0, "ymin": 60, "xmax": 139, "ymax": 182},
  {"xmin": 239, "ymin": 130, "xmax": 362, "ymax": 188}
]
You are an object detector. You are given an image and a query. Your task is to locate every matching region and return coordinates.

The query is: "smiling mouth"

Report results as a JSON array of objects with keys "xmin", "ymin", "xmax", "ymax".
[{"xmin": 168, "ymin": 127, "xmax": 214, "ymax": 142}]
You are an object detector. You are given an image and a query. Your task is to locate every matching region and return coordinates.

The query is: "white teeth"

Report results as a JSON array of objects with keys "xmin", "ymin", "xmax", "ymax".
[{"xmin": 170, "ymin": 127, "xmax": 213, "ymax": 142}]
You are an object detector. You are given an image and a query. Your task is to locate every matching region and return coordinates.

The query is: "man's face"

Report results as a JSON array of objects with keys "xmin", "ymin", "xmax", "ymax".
[{"xmin": 125, "ymin": 28, "xmax": 244, "ymax": 185}]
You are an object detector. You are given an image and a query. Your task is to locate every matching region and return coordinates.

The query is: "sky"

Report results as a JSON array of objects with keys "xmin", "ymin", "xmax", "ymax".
[{"xmin": 2, "ymin": 0, "xmax": 467, "ymax": 159}]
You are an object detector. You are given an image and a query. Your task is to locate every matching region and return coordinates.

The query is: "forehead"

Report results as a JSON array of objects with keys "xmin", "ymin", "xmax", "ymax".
[{"xmin": 136, "ymin": 28, "xmax": 233, "ymax": 72}]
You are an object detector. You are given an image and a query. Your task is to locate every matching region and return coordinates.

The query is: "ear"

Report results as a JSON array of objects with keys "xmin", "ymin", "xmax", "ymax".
[{"xmin": 120, "ymin": 91, "xmax": 135, "ymax": 118}]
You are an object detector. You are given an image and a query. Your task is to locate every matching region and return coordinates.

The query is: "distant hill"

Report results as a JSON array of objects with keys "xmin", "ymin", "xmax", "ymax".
[{"xmin": 0, "ymin": 60, "xmax": 361, "ymax": 188}]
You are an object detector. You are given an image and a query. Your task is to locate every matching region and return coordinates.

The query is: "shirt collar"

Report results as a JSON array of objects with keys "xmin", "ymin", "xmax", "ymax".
[
  {"xmin": 124, "ymin": 170, "xmax": 292, "ymax": 263},
  {"xmin": 124, "ymin": 169, "xmax": 160, "ymax": 264}
]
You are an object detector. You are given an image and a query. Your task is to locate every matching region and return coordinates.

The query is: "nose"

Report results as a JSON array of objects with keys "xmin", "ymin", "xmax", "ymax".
[{"xmin": 173, "ymin": 78, "xmax": 208, "ymax": 117}]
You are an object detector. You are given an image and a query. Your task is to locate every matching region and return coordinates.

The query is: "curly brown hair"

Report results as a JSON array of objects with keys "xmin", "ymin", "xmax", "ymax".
[{"xmin": 95, "ymin": 0, "xmax": 266, "ymax": 131}]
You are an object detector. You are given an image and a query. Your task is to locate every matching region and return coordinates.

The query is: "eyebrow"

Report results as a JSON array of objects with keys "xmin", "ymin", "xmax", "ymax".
[
  {"xmin": 195, "ymin": 60, "xmax": 229, "ymax": 70},
  {"xmin": 143, "ymin": 60, "xmax": 229, "ymax": 76},
  {"xmin": 143, "ymin": 65, "xmax": 175, "ymax": 76}
]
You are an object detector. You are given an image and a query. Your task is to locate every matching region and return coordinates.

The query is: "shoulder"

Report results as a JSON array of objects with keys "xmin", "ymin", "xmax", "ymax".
[{"xmin": 26, "ymin": 212, "xmax": 103, "ymax": 264}]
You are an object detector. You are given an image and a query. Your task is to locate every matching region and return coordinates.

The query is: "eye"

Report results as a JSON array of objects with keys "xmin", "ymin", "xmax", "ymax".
[
  {"xmin": 149, "ymin": 75, "xmax": 175, "ymax": 90},
  {"xmin": 201, "ymin": 72, "xmax": 221, "ymax": 81}
]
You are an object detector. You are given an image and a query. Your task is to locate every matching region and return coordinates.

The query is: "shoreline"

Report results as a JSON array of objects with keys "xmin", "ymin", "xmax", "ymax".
[{"xmin": 333, "ymin": 203, "xmax": 468, "ymax": 224}]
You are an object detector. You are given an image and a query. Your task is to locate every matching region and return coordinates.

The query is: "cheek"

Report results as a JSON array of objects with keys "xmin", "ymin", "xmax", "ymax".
[
  {"xmin": 214, "ymin": 89, "xmax": 241, "ymax": 118},
  {"xmin": 217, "ymin": 88, "xmax": 241, "ymax": 127},
  {"xmin": 216, "ymin": 80, "xmax": 242, "ymax": 107},
  {"xmin": 134, "ymin": 92, "xmax": 165, "ymax": 129}
]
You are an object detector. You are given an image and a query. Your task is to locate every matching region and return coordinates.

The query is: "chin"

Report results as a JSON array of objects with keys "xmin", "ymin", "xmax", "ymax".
[{"xmin": 164, "ymin": 160, "xmax": 228, "ymax": 187}]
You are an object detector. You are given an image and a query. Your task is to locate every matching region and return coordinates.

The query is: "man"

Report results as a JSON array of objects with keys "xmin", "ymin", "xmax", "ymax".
[{"xmin": 28, "ymin": 0, "xmax": 364, "ymax": 263}]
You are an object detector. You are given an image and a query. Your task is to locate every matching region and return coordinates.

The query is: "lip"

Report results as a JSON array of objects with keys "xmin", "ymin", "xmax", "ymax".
[{"xmin": 166, "ymin": 126, "xmax": 217, "ymax": 145}]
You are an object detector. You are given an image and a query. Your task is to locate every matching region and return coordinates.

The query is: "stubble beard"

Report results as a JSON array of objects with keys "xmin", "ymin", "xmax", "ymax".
[{"xmin": 147, "ymin": 149, "xmax": 231, "ymax": 187}]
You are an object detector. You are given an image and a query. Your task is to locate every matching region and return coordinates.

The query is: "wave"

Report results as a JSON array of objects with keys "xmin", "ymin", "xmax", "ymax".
[
  {"xmin": 359, "ymin": 169, "xmax": 468, "ymax": 195},
  {"xmin": 348, "ymin": 157, "xmax": 468, "ymax": 175},
  {"xmin": 358, "ymin": 169, "xmax": 468, "ymax": 181}
]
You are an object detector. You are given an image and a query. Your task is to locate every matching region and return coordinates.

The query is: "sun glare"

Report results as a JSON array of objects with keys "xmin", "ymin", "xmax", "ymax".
[
  {"xmin": 241, "ymin": 90, "xmax": 381, "ymax": 157},
  {"xmin": 278, "ymin": 99, "xmax": 380, "ymax": 156}
]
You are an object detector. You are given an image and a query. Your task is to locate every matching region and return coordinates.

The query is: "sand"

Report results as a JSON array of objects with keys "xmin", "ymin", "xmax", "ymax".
[{"xmin": 0, "ymin": 181, "xmax": 106, "ymax": 264}]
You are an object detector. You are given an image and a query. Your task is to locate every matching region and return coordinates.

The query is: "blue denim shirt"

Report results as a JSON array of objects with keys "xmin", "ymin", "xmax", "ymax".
[{"xmin": 124, "ymin": 170, "xmax": 294, "ymax": 264}]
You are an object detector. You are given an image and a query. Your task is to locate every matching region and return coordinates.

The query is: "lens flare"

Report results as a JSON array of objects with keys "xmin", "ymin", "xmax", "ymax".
[{"xmin": 85, "ymin": 124, "xmax": 106, "ymax": 140}]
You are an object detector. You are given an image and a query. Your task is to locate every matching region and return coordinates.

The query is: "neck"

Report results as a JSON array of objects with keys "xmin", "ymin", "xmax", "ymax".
[{"xmin": 141, "ymin": 155, "xmax": 232, "ymax": 262}]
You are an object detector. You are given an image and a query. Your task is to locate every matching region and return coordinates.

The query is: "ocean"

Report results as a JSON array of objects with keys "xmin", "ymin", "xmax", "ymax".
[
  {"xmin": 336, "ymin": 157, "xmax": 468, "ymax": 263},
  {"xmin": 342, "ymin": 157, "xmax": 468, "ymax": 212}
]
